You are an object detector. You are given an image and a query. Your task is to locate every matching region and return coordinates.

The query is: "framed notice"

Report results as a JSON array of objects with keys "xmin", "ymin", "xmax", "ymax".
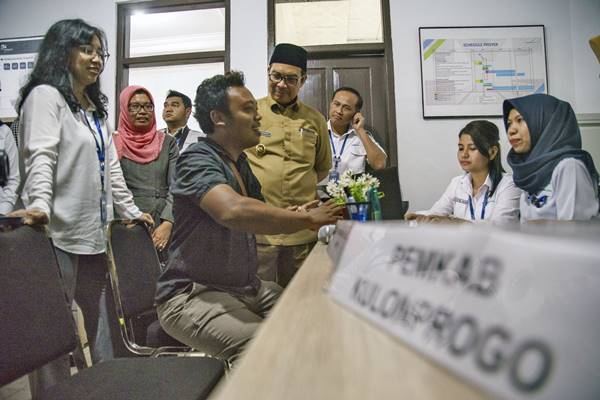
[
  {"xmin": 0, "ymin": 36, "xmax": 43, "ymax": 120},
  {"xmin": 419, "ymin": 25, "xmax": 547, "ymax": 118}
]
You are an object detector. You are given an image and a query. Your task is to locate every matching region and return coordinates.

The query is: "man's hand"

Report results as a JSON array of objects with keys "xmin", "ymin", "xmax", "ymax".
[
  {"xmin": 8, "ymin": 209, "xmax": 49, "ymax": 226},
  {"xmin": 352, "ymin": 112, "xmax": 366, "ymax": 133},
  {"xmin": 152, "ymin": 220, "xmax": 173, "ymax": 251},
  {"xmin": 306, "ymin": 199, "xmax": 343, "ymax": 230},
  {"xmin": 287, "ymin": 199, "xmax": 320, "ymax": 213}
]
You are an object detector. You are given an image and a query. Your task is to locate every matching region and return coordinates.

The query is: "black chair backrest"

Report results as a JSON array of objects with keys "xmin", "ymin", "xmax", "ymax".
[
  {"xmin": 370, "ymin": 166, "xmax": 407, "ymax": 220},
  {"xmin": 0, "ymin": 220, "xmax": 77, "ymax": 385},
  {"xmin": 108, "ymin": 221, "xmax": 162, "ymax": 319}
]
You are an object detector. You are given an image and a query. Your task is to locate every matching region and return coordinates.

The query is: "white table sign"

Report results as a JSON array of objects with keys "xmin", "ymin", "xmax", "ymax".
[{"xmin": 327, "ymin": 223, "xmax": 600, "ymax": 399}]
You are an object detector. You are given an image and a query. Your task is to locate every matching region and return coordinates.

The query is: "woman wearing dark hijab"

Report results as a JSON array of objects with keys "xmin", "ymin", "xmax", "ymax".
[{"xmin": 503, "ymin": 93, "xmax": 599, "ymax": 221}]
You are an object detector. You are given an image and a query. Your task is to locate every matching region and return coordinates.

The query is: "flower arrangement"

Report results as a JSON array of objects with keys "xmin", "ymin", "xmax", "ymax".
[{"xmin": 325, "ymin": 170, "xmax": 381, "ymax": 205}]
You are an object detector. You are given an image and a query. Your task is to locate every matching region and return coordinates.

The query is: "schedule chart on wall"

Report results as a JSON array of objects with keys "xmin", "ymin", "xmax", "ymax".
[
  {"xmin": 419, "ymin": 26, "xmax": 547, "ymax": 118},
  {"xmin": 0, "ymin": 36, "xmax": 42, "ymax": 119}
]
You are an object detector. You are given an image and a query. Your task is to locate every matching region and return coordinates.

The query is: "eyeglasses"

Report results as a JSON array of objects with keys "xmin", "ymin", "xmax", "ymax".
[
  {"xmin": 128, "ymin": 103, "xmax": 154, "ymax": 113},
  {"xmin": 78, "ymin": 45, "xmax": 110, "ymax": 63},
  {"xmin": 268, "ymin": 72, "xmax": 302, "ymax": 86}
]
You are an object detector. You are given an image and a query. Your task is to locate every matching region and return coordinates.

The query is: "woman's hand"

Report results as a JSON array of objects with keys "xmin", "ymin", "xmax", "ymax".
[
  {"xmin": 138, "ymin": 212, "xmax": 154, "ymax": 227},
  {"xmin": 8, "ymin": 209, "xmax": 49, "ymax": 226},
  {"xmin": 152, "ymin": 220, "xmax": 173, "ymax": 251},
  {"xmin": 404, "ymin": 212, "xmax": 431, "ymax": 222}
]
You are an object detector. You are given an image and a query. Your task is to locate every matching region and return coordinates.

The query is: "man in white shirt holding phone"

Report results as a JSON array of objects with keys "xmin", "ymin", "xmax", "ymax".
[{"xmin": 320, "ymin": 86, "xmax": 387, "ymax": 185}]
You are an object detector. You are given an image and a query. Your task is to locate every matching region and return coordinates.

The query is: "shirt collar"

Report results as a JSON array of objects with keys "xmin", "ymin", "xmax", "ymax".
[
  {"xmin": 268, "ymin": 94, "xmax": 300, "ymax": 113},
  {"xmin": 166, "ymin": 125, "xmax": 188, "ymax": 137},
  {"xmin": 462, "ymin": 173, "xmax": 492, "ymax": 195},
  {"xmin": 327, "ymin": 120, "xmax": 355, "ymax": 138},
  {"xmin": 202, "ymin": 137, "xmax": 247, "ymax": 164}
]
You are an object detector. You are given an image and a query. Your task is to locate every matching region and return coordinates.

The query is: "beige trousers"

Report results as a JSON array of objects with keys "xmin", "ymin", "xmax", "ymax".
[
  {"xmin": 157, "ymin": 280, "xmax": 282, "ymax": 364},
  {"xmin": 256, "ymin": 241, "xmax": 316, "ymax": 287}
]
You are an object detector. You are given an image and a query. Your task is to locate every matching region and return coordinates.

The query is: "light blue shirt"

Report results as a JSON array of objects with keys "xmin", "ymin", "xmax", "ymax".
[{"xmin": 520, "ymin": 158, "xmax": 599, "ymax": 221}]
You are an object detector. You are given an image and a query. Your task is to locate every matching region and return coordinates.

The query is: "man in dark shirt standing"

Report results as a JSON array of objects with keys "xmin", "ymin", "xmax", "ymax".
[
  {"xmin": 160, "ymin": 90, "xmax": 204, "ymax": 152},
  {"xmin": 155, "ymin": 71, "xmax": 341, "ymax": 364}
]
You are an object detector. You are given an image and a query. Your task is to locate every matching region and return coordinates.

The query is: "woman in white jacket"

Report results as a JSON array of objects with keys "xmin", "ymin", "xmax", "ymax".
[
  {"xmin": 405, "ymin": 120, "xmax": 521, "ymax": 224},
  {"xmin": 13, "ymin": 19, "xmax": 152, "ymax": 397}
]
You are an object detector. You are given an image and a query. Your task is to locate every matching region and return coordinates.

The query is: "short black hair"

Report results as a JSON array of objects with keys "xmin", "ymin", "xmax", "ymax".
[
  {"xmin": 166, "ymin": 89, "xmax": 191, "ymax": 109},
  {"xmin": 194, "ymin": 71, "xmax": 245, "ymax": 134},
  {"xmin": 332, "ymin": 86, "xmax": 363, "ymax": 110}
]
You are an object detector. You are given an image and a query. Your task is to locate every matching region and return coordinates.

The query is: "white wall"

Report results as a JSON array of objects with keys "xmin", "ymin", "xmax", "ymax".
[
  {"xmin": 390, "ymin": 0, "xmax": 600, "ymax": 211},
  {"xmin": 1, "ymin": 0, "xmax": 598, "ymax": 211},
  {"xmin": 570, "ymin": 0, "xmax": 600, "ymax": 115},
  {"xmin": 230, "ymin": 0, "xmax": 268, "ymax": 99}
]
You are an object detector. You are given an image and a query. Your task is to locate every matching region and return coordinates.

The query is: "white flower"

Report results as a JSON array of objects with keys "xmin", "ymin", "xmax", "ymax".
[
  {"xmin": 325, "ymin": 180, "xmax": 345, "ymax": 200},
  {"xmin": 325, "ymin": 171, "xmax": 381, "ymax": 204}
]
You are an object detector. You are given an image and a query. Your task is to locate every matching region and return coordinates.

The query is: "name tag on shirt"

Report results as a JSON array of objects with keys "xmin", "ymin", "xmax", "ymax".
[
  {"xmin": 453, "ymin": 197, "xmax": 468, "ymax": 205},
  {"xmin": 299, "ymin": 128, "xmax": 316, "ymax": 136}
]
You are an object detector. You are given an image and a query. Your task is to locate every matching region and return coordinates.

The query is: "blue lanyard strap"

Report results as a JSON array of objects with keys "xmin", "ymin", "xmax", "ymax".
[
  {"xmin": 81, "ymin": 111, "xmax": 106, "ymax": 169},
  {"xmin": 329, "ymin": 130, "xmax": 349, "ymax": 169},
  {"xmin": 81, "ymin": 111, "xmax": 108, "ymax": 225},
  {"xmin": 468, "ymin": 188, "xmax": 489, "ymax": 221}
]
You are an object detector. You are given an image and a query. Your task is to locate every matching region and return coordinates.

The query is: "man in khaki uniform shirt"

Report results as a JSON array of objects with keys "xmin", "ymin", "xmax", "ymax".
[{"xmin": 246, "ymin": 43, "xmax": 332, "ymax": 287}]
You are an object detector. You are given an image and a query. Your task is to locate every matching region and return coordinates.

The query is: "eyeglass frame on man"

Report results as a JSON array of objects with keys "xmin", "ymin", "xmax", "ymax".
[
  {"xmin": 128, "ymin": 103, "xmax": 155, "ymax": 113},
  {"xmin": 268, "ymin": 71, "xmax": 304, "ymax": 86},
  {"xmin": 78, "ymin": 44, "xmax": 110, "ymax": 63}
]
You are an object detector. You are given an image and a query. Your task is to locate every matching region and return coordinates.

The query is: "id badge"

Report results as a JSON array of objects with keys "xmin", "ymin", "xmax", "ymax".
[
  {"xmin": 328, "ymin": 169, "xmax": 340, "ymax": 182},
  {"xmin": 100, "ymin": 190, "xmax": 108, "ymax": 227}
]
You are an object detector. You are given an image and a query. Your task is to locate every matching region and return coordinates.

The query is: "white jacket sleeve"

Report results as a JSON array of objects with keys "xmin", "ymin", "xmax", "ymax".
[
  {"xmin": 20, "ymin": 86, "xmax": 62, "ymax": 217},
  {"xmin": 553, "ymin": 159, "xmax": 599, "ymax": 220},
  {"xmin": 107, "ymin": 135, "xmax": 142, "ymax": 219},
  {"xmin": 0, "ymin": 125, "xmax": 20, "ymax": 214},
  {"xmin": 488, "ymin": 175, "xmax": 521, "ymax": 223}
]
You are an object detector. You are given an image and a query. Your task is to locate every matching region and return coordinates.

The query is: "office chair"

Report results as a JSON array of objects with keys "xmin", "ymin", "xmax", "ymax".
[
  {"xmin": 369, "ymin": 166, "xmax": 409, "ymax": 220},
  {"xmin": 0, "ymin": 219, "xmax": 224, "ymax": 400},
  {"xmin": 106, "ymin": 219, "xmax": 192, "ymax": 356}
]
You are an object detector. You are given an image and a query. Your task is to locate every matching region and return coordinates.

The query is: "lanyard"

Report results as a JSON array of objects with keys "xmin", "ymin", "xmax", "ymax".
[
  {"xmin": 175, "ymin": 126, "xmax": 190, "ymax": 150},
  {"xmin": 81, "ymin": 110, "xmax": 107, "ymax": 224},
  {"xmin": 329, "ymin": 130, "xmax": 349, "ymax": 170},
  {"xmin": 468, "ymin": 188, "xmax": 489, "ymax": 221}
]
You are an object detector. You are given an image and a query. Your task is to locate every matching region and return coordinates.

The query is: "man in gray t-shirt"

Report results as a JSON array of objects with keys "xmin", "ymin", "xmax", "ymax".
[{"xmin": 155, "ymin": 71, "xmax": 341, "ymax": 364}]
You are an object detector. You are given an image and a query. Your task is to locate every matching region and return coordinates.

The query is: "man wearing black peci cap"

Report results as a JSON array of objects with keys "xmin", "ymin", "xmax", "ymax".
[{"xmin": 245, "ymin": 43, "xmax": 332, "ymax": 287}]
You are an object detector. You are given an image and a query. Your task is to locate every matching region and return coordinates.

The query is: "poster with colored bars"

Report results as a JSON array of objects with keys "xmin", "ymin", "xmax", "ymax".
[
  {"xmin": 0, "ymin": 36, "xmax": 43, "ymax": 120},
  {"xmin": 419, "ymin": 26, "xmax": 547, "ymax": 118}
]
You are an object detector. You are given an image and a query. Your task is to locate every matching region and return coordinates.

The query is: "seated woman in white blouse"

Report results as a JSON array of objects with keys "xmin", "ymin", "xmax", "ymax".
[
  {"xmin": 503, "ymin": 94, "xmax": 599, "ymax": 221},
  {"xmin": 405, "ymin": 120, "xmax": 521, "ymax": 223}
]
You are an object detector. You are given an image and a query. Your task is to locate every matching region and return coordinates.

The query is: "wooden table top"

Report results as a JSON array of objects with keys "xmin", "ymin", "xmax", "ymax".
[{"xmin": 210, "ymin": 243, "xmax": 488, "ymax": 400}]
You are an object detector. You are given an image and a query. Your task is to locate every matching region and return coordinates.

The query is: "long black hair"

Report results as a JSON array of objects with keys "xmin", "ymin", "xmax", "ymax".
[
  {"xmin": 18, "ymin": 19, "xmax": 108, "ymax": 119},
  {"xmin": 459, "ymin": 120, "xmax": 505, "ymax": 196}
]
